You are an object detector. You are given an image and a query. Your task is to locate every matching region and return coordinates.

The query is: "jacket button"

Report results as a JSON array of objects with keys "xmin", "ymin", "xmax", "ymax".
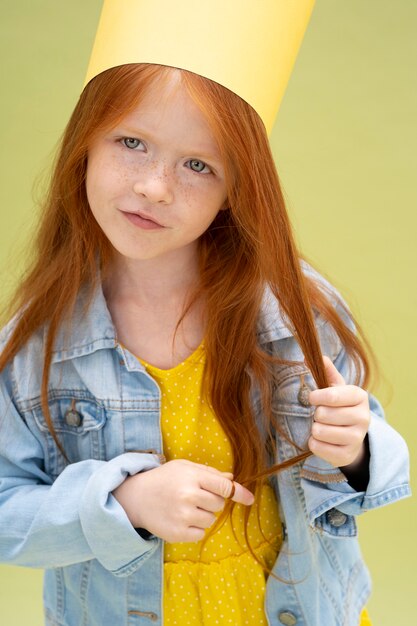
[
  {"xmin": 297, "ymin": 375, "xmax": 312, "ymax": 406},
  {"xmin": 64, "ymin": 408, "xmax": 83, "ymax": 427},
  {"xmin": 327, "ymin": 508, "xmax": 348, "ymax": 527},
  {"xmin": 278, "ymin": 611, "xmax": 297, "ymax": 625}
]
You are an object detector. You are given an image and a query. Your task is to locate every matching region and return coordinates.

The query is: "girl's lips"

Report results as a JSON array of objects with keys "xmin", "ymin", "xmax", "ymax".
[{"xmin": 121, "ymin": 210, "xmax": 165, "ymax": 230}]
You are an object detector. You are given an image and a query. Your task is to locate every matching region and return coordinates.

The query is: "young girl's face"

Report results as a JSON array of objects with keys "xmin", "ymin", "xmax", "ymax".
[{"xmin": 86, "ymin": 71, "xmax": 228, "ymax": 267}]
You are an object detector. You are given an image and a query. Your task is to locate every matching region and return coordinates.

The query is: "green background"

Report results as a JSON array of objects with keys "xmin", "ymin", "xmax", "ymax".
[{"xmin": 0, "ymin": 1, "xmax": 415, "ymax": 623}]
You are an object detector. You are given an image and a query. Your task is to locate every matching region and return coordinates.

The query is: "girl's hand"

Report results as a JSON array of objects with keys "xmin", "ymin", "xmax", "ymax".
[
  {"xmin": 308, "ymin": 356, "xmax": 370, "ymax": 470},
  {"xmin": 112, "ymin": 459, "xmax": 254, "ymax": 543}
]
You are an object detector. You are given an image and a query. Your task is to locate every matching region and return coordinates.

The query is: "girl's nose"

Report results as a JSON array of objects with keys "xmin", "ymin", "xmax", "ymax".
[{"xmin": 132, "ymin": 161, "xmax": 174, "ymax": 205}]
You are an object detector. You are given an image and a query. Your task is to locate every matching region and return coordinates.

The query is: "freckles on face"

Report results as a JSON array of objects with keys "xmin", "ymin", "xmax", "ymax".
[
  {"xmin": 85, "ymin": 74, "xmax": 228, "ymax": 264},
  {"xmin": 176, "ymin": 178, "xmax": 194, "ymax": 206}
]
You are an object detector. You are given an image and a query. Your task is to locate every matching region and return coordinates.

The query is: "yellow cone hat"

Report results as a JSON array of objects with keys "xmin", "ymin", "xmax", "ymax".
[{"xmin": 85, "ymin": 0, "xmax": 315, "ymax": 134}]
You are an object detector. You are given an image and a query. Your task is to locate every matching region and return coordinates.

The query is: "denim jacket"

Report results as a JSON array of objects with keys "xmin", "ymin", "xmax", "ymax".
[{"xmin": 0, "ymin": 266, "xmax": 410, "ymax": 626}]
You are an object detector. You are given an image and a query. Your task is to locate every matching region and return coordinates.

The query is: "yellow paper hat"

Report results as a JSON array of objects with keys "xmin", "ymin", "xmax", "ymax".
[{"xmin": 85, "ymin": 0, "xmax": 315, "ymax": 134}]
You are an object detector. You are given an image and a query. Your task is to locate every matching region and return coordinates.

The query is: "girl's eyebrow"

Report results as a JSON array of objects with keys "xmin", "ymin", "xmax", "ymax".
[{"xmin": 114, "ymin": 125, "xmax": 223, "ymax": 163}]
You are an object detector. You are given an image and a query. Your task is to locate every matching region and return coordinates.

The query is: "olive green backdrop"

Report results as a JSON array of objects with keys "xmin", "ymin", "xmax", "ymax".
[{"xmin": 0, "ymin": 1, "xmax": 415, "ymax": 624}]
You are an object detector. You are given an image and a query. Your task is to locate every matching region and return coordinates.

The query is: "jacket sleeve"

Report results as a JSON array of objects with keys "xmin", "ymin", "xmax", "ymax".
[
  {"xmin": 0, "ymin": 373, "xmax": 161, "ymax": 576},
  {"xmin": 300, "ymin": 325, "xmax": 411, "ymax": 536}
]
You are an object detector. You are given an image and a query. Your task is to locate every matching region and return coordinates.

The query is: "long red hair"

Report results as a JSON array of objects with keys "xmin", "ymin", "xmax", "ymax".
[{"xmin": 0, "ymin": 64, "xmax": 371, "ymax": 492}]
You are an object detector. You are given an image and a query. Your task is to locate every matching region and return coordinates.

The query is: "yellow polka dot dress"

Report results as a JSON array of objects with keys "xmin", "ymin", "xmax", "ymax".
[{"xmin": 139, "ymin": 345, "xmax": 372, "ymax": 626}]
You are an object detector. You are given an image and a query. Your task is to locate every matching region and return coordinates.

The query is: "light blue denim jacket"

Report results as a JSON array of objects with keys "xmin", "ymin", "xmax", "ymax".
[{"xmin": 0, "ymin": 267, "xmax": 410, "ymax": 626}]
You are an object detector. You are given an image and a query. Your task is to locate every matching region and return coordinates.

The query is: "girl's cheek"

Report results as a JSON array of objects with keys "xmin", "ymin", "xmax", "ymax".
[{"xmin": 176, "ymin": 179, "xmax": 202, "ymax": 206}]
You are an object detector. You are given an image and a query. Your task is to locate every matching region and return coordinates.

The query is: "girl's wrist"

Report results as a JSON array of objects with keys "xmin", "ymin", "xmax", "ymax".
[{"xmin": 112, "ymin": 474, "xmax": 146, "ymax": 528}]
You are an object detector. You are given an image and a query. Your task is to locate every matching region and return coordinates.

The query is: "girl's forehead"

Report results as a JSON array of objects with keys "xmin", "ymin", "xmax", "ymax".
[
  {"xmin": 128, "ymin": 70, "xmax": 187, "ymax": 114},
  {"xmin": 115, "ymin": 71, "xmax": 221, "ymax": 156}
]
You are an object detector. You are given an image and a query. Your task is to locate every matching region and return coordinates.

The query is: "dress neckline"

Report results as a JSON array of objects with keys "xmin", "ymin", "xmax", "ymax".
[{"xmin": 137, "ymin": 342, "xmax": 205, "ymax": 377}]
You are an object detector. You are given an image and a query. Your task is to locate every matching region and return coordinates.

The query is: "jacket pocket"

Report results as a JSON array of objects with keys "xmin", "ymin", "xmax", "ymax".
[
  {"xmin": 272, "ymin": 367, "xmax": 315, "ymax": 450},
  {"xmin": 30, "ymin": 392, "xmax": 106, "ymax": 477}
]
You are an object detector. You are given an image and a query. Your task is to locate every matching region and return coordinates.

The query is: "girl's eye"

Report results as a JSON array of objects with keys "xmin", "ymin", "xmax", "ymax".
[
  {"xmin": 188, "ymin": 159, "xmax": 211, "ymax": 174},
  {"xmin": 122, "ymin": 137, "xmax": 143, "ymax": 150}
]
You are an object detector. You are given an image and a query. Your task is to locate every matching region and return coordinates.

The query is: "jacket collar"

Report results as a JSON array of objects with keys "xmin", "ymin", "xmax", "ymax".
[
  {"xmin": 50, "ymin": 282, "xmax": 294, "ymax": 363},
  {"xmin": 50, "ymin": 283, "xmax": 117, "ymax": 364}
]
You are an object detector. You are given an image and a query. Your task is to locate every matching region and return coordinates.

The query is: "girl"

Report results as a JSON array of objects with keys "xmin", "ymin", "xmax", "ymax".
[{"xmin": 0, "ymin": 13, "xmax": 410, "ymax": 626}]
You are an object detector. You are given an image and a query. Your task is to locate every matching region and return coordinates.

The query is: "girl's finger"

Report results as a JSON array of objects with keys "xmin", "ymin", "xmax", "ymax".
[
  {"xmin": 229, "ymin": 481, "xmax": 255, "ymax": 506},
  {"xmin": 199, "ymin": 472, "xmax": 254, "ymax": 506},
  {"xmin": 185, "ymin": 508, "xmax": 217, "ymax": 530},
  {"xmin": 309, "ymin": 384, "xmax": 368, "ymax": 408},
  {"xmin": 308, "ymin": 437, "xmax": 353, "ymax": 468},
  {"xmin": 195, "ymin": 490, "xmax": 227, "ymax": 513},
  {"xmin": 186, "ymin": 527, "xmax": 206, "ymax": 543},
  {"xmin": 311, "ymin": 422, "xmax": 364, "ymax": 446},
  {"xmin": 322, "ymin": 355, "xmax": 346, "ymax": 386},
  {"xmin": 313, "ymin": 405, "xmax": 369, "ymax": 427}
]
